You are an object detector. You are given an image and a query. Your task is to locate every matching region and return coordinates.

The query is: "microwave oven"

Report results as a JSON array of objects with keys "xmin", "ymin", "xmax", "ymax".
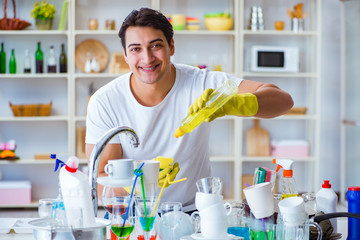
[{"xmin": 250, "ymin": 46, "xmax": 299, "ymax": 72}]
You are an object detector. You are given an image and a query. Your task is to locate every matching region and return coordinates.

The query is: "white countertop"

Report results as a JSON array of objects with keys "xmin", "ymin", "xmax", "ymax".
[{"xmin": 0, "ymin": 204, "xmax": 350, "ymax": 240}]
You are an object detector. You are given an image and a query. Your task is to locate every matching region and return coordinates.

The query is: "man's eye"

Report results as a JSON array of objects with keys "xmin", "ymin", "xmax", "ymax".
[
  {"xmin": 152, "ymin": 44, "xmax": 161, "ymax": 49},
  {"xmin": 130, "ymin": 47, "xmax": 140, "ymax": 52}
]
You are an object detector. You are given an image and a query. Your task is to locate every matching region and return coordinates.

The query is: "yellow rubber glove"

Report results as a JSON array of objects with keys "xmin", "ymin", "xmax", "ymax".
[
  {"xmin": 158, "ymin": 162, "xmax": 180, "ymax": 188},
  {"xmin": 188, "ymin": 89, "xmax": 259, "ymax": 122},
  {"xmin": 154, "ymin": 156, "xmax": 180, "ymax": 188},
  {"xmin": 153, "ymin": 156, "xmax": 174, "ymax": 170}
]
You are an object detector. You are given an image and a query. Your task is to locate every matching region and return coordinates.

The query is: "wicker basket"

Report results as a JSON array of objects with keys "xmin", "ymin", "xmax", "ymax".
[
  {"xmin": 0, "ymin": 0, "xmax": 31, "ymax": 30},
  {"xmin": 9, "ymin": 101, "xmax": 52, "ymax": 117}
]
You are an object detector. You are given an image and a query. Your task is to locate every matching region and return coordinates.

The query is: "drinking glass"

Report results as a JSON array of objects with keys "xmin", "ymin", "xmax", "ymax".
[
  {"xmin": 38, "ymin": 198, "xmax": 55, "ymax": 218},
  {"xmin": 111, "ymin": 196, "xmax": 135, "ymax": 240},
  {"xmin": 196, "ymin": 177, "xmax": 223, "ymax": 195},
  {"xmin": 160, "ymin": 202, "xmax": 183, "ymax": 240},
  {"xmin": 102, "ymin": 185, "xmax": 130, "ymax": 217},
  {"xmin": 135, "ymin": 195, "xmax": 159, "ymax": 240}
]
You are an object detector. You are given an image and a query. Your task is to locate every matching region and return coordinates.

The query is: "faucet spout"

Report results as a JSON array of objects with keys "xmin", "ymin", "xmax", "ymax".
[{"xmin": 88, "ymin": 126, "xmax": 139, "ymax": 216}]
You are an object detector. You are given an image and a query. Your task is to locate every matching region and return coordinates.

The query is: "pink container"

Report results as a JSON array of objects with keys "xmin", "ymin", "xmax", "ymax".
[
  {"xmin": 0, "ymin": 181, "xmax": 31, "ymax": 205},
  {"xmin": 271, "ymin": 140, "xmax": 309, "ymax": 157}
]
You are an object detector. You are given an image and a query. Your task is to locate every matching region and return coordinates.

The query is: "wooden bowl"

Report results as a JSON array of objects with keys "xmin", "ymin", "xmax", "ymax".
[{"xmin": 75, "ymin": 39, "xmax": 109, "ymax": 73}]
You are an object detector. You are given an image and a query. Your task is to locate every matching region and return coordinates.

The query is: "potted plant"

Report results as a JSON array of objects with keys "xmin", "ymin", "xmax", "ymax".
[{"xmin": 30, "ymin": 1, "xmax": 56, "ymax": 30}]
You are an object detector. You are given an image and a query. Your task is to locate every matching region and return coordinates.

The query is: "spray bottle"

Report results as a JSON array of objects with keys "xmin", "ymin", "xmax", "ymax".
[
  {"xmin": 273, "ymin": 158, "xmax": 298, "ymax": 199},
  {"xmin": 174, "ymin": 79, "xmax": 238, "ymax": 138},
  {"xmin": 51, "ymin": 154, "xmax": 67, "ymax": 226},
  {"xmin": 59, "ymin": 155, "xmax": 96, "ymax": 228}
]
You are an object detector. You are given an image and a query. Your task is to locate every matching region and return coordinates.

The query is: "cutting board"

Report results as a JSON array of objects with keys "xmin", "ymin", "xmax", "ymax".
[
  {"xmin": 75, "ymin": 39, "xmax": 109, "ymax": 73},
  {"xmin": 246, "ymin": 119, "xmax": 270, "ymax": 156}
]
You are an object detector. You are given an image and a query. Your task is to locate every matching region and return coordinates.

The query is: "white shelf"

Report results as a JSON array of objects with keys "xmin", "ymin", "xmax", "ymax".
[
  {"xmin": 0, "ymin": 0, "xmax": 321, "ymax": 206},
  {"xmin": 242, "ymin": 30, "xmax": 318, "ymax": 36},
  {"xmin": 0, "ymin": 73, "xmax": 69, "ymax": 79},
  {"xmin": 0, "ymin": 116, "xmax": 69, "ymax": 122},
  {"xmin": 241, "ymin": 156, "xmax": 316, "ymax": 162},
  {"xmin": 173, "ymin": 30, "xmax": 236, "ymax": 36},
  {"xmin": 0, "ymin": 30, "xmax": 69, "ymax": 36}
]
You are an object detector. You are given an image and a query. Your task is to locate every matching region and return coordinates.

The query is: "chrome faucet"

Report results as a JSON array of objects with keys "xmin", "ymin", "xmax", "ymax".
[{"xmin": 88, "ymin": 126, "xmax": 139, "ymax": 216}]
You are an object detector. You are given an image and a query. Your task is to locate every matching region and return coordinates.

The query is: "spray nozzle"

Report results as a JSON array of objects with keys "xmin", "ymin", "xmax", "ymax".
[
  {"xmin": 52, "ymin": 154, "xmax": 79, "ymax": 173},
  {"xmin": 272, "ymin": 158, "xmax": 294, "ymax": 177}
]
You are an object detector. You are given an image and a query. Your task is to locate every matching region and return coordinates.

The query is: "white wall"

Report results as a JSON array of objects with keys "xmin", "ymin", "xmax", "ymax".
[{"xmin": 319, "ymin": 0, "xmax": 341, "ymax": 191}]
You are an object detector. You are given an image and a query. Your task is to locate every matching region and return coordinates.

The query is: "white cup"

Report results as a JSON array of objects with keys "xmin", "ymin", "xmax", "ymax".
[
  {"xmin": 200, "ymin": 219, "xmax": 228, "ymax": 239},
  {"xmin": 278, "ymin": 196, "xmax": 305, "ymax": 215},
  {"xmin": 192, "ymin": 202, "xmax": 232, "ymax": 222},
  {"xmin": 195, "ymin": 192, "xmax": 223, "ymax": 211},
  {"xmin": 243, "ymin": 182, "xmax": 274, "ymax": 219},
  {"xmin": 104, "ymin": 159, "xmax": 134, "ymax": 179},
  {"xmin": 134, "ymin": 160, "xmax": 160, "ymax": 194}
]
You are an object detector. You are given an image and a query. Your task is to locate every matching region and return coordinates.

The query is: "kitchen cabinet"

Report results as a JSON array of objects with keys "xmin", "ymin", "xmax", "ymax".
[
  {"xmin": 340, "ymin": 0, "xmax": 360, "ymax": 203},
  {"xmin": 0, "ymin": 0, "xmax": 321, "ymax": 207}
]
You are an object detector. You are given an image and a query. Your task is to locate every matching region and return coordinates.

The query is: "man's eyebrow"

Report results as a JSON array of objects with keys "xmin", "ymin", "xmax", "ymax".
[{"xmin": 127, "ymin": 38, "xmax": 164, "ymax": 48}]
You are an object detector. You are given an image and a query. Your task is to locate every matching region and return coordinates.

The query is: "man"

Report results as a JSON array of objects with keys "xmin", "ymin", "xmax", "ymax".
[{"xmin": 86, "ymin": 8, "xmax": 293, "ymax": 212}]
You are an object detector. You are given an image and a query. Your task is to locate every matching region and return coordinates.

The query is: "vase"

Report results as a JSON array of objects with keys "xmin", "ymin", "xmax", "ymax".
[{"xmin": 36, "ymin": 18, "xmax": 53, "ymax": 30}]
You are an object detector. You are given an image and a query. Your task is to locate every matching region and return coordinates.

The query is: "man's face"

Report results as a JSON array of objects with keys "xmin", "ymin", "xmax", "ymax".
[{"xmin": 123, "ymin": 26, "xmax": 175, "ymax": 85}]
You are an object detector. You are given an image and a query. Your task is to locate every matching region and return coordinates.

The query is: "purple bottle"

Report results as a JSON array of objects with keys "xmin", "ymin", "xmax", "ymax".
[{"xmin": 347, "ymin": 186, "xmax": 360, "ymax": 240}]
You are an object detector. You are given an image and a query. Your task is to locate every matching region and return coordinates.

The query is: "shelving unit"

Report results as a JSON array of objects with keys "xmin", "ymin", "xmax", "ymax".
[{"xmin": 0, "ymin": 0, "xmax": 321, "ymax": 207}]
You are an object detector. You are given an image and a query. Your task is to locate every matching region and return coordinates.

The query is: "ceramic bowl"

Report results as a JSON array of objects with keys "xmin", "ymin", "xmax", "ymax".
[{"xmin": 204, "ymin": 13, "xmax": 233, "ymax": 31}]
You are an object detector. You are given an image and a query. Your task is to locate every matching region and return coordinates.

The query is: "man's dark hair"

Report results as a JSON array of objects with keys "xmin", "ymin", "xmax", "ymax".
[{"xmin": 119, "ymin": 8, "xmax": 174, "ymax": 54}]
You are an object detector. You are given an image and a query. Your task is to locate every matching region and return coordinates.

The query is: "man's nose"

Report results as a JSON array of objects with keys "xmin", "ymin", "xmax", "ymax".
[{"xmin": 142, "ymin": 49, "xmax": 155, "ymax": 63}]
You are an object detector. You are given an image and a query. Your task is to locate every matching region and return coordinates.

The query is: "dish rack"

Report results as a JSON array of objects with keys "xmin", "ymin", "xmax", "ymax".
[{"xmin": 9, "ymin": 101, "xmax": 52, "ymax": 117}]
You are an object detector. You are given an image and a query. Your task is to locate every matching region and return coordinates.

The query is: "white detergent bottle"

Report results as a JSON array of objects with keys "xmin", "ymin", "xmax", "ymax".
[
  {"xmin": 316, "ymin": 180, "xmax": 338, "ymax": 233},
  {"xmin": 59, "ymin": 156, "xmax": 96, "ymax": 228}
]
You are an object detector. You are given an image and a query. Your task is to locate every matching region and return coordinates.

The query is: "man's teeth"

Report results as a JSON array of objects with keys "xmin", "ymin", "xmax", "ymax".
[{"xmin": 142, "ymin": 66, "xmax": 156, "ymax": 70}]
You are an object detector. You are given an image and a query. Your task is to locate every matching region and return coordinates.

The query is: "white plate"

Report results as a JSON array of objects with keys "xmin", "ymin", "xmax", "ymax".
[
  {"xmin": 12, "ymin": 218, "xmax": 35, "ymax": 233},
  {"xmin": 191, "ymin": 233, "xmax": 242, "ymax": 240},
  {"xmin": 0, "ymin": 218, "xmax": 17, "ymax": 233},
  {"xmin": 97, "ymin": 176, "xmax": 134, "ymax": 187}
]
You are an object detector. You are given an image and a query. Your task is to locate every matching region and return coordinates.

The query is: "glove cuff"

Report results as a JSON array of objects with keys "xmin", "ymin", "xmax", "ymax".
[{"xmin": 231, "ymin": 93, "xmax": 259, "ymax": 116}]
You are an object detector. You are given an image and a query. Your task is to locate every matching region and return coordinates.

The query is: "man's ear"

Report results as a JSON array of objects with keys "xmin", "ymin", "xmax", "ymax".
[
  {"xmin": 123, "ymin": 48, "xmax": 128, "ymax": 64},
  {"xmin": 170, "ymin": 38, "xmax": 175, "ymax": 56}
]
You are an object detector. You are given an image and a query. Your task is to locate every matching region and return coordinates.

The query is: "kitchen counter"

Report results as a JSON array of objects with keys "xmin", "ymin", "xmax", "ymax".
[{"xmin": 0, "ymin": 204, "xmax": 350, "ymax": 240}]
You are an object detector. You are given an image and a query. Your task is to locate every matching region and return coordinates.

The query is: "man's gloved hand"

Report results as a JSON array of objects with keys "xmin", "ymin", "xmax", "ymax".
[
  {"xmin": 158, "ymin": 162, "xmax": 180, "ymax": 188},
  {"xmin": 153, "ymin": 156, "xmax": 180, "ymax": 188},
  {"xmin": 188, "ymin": 88, "xmax": 259, "ymax": 122}
]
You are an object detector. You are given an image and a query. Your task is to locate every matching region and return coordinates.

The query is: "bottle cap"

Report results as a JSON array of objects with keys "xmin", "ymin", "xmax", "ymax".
[
  {"xmin": 348, "ymin": 186, "xmax": 360, "ymax": 191},
  {"xmin": 322, "ymin": 180, "xmax": 331, "ymax": 188}
]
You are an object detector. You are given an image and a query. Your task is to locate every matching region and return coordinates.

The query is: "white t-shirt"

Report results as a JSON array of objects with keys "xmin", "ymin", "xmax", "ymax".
[{"xmin": 86, "ymin": 63, "xmax": 242, "ymax": 211}]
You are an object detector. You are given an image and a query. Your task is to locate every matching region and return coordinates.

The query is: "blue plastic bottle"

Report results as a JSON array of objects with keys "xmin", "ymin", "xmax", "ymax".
[{"xmin": 347, "ymin": 186, "xmax": 360, "ymax": 240}]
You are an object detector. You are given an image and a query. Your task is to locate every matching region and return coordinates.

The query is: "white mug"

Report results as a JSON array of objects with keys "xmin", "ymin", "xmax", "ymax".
[
  {"xmin": 192, "ymin": 202, "xmax": 232, "ymax": 221},
  {"xmin": 201, "ymin": 219, "xmax": 228, "ymax": 239},
  {"xmin": 195, "ymin": 192, "xmax": 223, "ymax": 211},
  {"xmin": 104, "ymin": 159, "xmax": 134, "ymax": 179},
  {"xmin": 134, "ymin": 160, "xmax": 160, "ymax": 195}
]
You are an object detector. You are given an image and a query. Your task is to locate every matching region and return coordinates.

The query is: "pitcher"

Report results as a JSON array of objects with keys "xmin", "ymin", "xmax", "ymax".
[{"xmin": 276, "ymin": 212, "xmax": 322, "ymax": 240}]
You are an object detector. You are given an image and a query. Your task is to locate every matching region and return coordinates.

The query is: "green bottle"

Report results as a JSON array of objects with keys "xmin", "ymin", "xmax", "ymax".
[
  {"xmin": 0, "ymin": 42, "xmax": 6, "ymax": 73},
  {"xmin": 35, "ymin": 42, "xmax": 44, "ymax": 73},
  {"xmin": 9, "ymin": 49, "xmax": 16, "ymax": 74},
  {"xmin": 59, "ymin": 43, "xmax": 67, "ymax": 73}
]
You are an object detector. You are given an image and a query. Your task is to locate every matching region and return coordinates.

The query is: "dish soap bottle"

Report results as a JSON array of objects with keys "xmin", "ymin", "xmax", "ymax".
[
  {"xmin": 59, "ymin": 155, "xmax": 96, "ymax": 228},
  {"xmin": 273, "ymin": 158, "xmax": 298, "ymax": 199},
  {"xmin": 174, "ymin": 79, "xmax": 238, "ymax": 138},
  {"xmin": 316, "ymin": 180, "xmax": 338, "ymax": 233}
]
